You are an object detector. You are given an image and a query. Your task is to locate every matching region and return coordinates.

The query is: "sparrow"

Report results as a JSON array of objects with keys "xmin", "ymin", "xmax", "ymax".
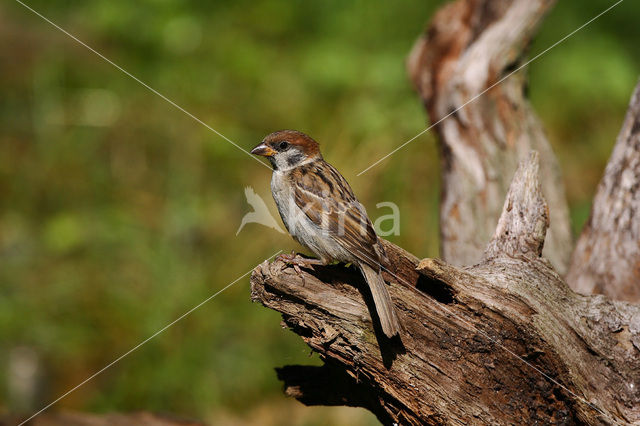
[{"xmin": 251, "ymin": 130, "xmax": 401, "ymax": 338}]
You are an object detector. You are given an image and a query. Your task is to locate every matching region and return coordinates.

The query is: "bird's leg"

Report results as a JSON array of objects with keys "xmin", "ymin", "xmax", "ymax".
[
  {"xmin": 275, "ymin": 251, "xmax": 295, "ymax": 262},
  {"xmin": 275, "ymin": 251, "xmax": 299, "ymax": 269},
  {"xmin": 275, "ymin": 252, "xmax": 328, "ymax": 286},
  {"xmin": 276, "ymin": 251, "xmax": 326, "ymax": 269}
]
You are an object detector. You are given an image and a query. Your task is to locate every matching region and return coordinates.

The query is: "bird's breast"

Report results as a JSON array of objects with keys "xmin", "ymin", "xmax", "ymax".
[
  {"xmin": 271, "ymin": 171, "xmax": 296, "ymax": 233},
  {"xmin": 270, "ymin": 171, "xmax": 348, "ymax": 263}
]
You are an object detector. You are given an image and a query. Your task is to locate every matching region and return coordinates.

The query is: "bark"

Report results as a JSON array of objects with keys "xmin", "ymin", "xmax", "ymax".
[
  {"xmin": 251, "ymin": 153, "xmax": 640, "ymax": 425},
  {"xmin": 249, "ymin": 1, "xmax": 640, "ymax": 424},
  {"xmin": 566, "ymin": 81, "xmax": 640, "ymax": 304},
  {"xmin": 407, "ymin": 0, "xmax": 573, "ymax": 274}
]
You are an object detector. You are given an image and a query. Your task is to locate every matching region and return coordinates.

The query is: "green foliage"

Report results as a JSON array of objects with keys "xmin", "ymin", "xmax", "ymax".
[{"xmin": 0, "ymin": 0, "xmax": 638, "ymax": 423}]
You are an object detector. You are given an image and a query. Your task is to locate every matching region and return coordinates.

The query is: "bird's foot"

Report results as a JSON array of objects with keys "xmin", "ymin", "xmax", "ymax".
[
  {"xmin": 276, "ymin": 251, "xmax": 324, "ymax": 269},
  {"xmin": 275, "ymin": 252, "xmax": 326, "ymax": 286},
  {"xmin": 275, "ymin": 251, "xmax": 298, "ymax": 267}
]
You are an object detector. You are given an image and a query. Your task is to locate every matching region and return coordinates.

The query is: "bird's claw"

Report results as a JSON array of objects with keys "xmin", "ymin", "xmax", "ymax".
[
  {"xmin": 276, "ymin": 251, "xmax": 316, "ymax": 270},
  {"xmin": 275, "ymin": 252, "xmax": 324, "ymax": 287}
]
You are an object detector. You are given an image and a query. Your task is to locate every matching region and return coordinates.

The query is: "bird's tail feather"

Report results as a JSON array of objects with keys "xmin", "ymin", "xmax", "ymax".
[{"xmin": 360, "ymin": 264, "xmax": 401, "ymax": 337}]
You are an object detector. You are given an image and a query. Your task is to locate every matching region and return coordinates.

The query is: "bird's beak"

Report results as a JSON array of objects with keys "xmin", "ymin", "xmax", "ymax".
[{"xmin": 251, "ymin": 143, "xmax": 276, "ymax": 157}]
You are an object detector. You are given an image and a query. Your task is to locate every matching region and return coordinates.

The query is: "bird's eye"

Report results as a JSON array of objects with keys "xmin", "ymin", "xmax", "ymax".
[{"xmin": 278, "ymin": 141, "xmax": 290, "ymax": 150}]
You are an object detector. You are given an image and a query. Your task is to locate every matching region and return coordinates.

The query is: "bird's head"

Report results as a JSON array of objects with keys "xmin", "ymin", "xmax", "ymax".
[{"xmin": 251, "ymin": 130, "xmax": 322, "ymax": 170}]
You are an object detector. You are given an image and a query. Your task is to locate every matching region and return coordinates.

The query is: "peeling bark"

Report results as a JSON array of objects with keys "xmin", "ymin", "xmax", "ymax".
[
  {"xmin": 407, "ymin": 0, "xmax": 572, "ymax": 273},
  {"xmin": 251, "ymin": 154, "xmax": 640, "ymax": 425},
  {"xmin": 567, "ymin": 81, "xmax": 640, "ymax": 304}
]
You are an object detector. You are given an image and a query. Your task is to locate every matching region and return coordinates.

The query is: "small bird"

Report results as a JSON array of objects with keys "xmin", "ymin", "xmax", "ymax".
[{"xmin": 251, "ymin": 130, "xmax": 401, "ymax": 337}]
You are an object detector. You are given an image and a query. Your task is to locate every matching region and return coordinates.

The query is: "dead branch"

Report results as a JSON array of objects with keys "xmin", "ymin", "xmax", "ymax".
[
  {"xmin": 407, "ymin": 0, "xmax": 572, "ymax": 273},
  {"xmin": 567, "ymin": 81, "xmax": 640, "ymax": 303}
]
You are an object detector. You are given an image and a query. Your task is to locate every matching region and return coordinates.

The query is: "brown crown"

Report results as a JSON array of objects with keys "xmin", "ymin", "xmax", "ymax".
[{"xmin": 263, "ymin": 130, "xmax": 321, "ymax": 157}]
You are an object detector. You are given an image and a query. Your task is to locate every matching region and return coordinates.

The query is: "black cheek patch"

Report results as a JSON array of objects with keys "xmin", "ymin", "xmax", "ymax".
[{"xmin": 287, "ymin": 152, "xmax": 304, "ymax": 167}]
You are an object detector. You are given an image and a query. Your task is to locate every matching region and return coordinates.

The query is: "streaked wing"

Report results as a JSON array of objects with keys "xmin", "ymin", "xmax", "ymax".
[{"xmin": 290, "ymin": 161, "xmax": 381, "ymax": 270}]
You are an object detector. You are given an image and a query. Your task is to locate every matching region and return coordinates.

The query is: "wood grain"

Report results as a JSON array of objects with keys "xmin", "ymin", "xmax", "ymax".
[
  {"xmin": 407, "ymin": 0, "xmax": 572, "ymax": 273},
  {"xmin": 251, "ymin": 155, "xmax": 640, "ymax": 424},
  {"xmin": 567, "ymin": 81, "xmax": 640, "ymax": 303}
]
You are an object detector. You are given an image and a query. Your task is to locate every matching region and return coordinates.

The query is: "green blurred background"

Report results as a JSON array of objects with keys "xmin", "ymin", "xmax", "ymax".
[{"xmin": 0, "ymin": 0, "xmax": 638, "ymax": 424}]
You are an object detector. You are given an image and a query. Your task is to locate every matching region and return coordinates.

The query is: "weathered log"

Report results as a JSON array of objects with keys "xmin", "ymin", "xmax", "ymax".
[
  {"xmin": 407, "ymin": 0, "xmax": 573, "ymax": 274},
  {"xmin": 566, "ymin": 81, "xmax": 640, "ymax": 304},
  {"xmin": 250, "ymin": 153, "xmax": 640, "ymax": 425},
  {"xmin": 249, "ymin": 1, "xmax": 640, "ymax": 423}
]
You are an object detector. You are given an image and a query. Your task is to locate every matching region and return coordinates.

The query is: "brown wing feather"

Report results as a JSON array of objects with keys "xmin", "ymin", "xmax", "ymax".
[{"xmin": 290, "ymin": 161, "xmax": 382, "ymax": 270}]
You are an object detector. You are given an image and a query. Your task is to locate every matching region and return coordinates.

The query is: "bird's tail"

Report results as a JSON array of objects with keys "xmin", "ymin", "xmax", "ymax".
[{"xmin": 360, "ymin": 264, "xmax": 401, "ymax": 337}]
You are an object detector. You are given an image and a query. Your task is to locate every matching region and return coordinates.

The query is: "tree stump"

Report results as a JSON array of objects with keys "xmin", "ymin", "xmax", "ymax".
[
  {"xmin": 250, "ymin": 0, "xmax": 640, "ymax": 424},
  {"xmin": 251, "ymin": 153, "xmax": 640, "ymax": 424}
]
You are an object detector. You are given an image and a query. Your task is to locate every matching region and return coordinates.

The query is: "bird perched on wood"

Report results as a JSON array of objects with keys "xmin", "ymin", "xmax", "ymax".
[{"xmin": 251, "ymin": 130, "xmax": 401, "ymax": 338}]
